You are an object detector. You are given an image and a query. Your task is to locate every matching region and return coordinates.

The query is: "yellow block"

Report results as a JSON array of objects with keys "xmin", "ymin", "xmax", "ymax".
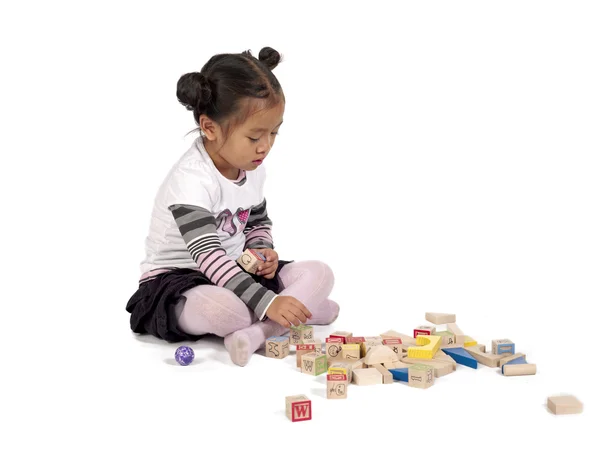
[
  {"xmin": 464, "ymin": 336, "xmax": 477, "ymax": 347},
  {"xmin": 328, "ymin": 367, "xmax": 348, "ymax": 376},
  {"xmin": 408, "ymin": 335, "xmax": 442, "ymax": 359}
]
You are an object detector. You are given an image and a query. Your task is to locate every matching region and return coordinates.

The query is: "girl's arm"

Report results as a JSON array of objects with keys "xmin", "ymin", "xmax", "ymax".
[
  {"xmin": 170, "ymin": 203, "xmax": 276, "ymax": 321},
  {"xmin": 243, "ymin": 197, "xmax": 274, "ymax": 250}
]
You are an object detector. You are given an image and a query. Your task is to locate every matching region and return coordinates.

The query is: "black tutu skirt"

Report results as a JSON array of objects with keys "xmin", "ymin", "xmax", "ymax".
[{"xmin": 125, "ymin": 259, "xmax": 294, "ymax": 343}]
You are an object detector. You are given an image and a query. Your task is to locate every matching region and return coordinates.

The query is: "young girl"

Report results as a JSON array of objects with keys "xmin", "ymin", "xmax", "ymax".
[{"xmin": 126, "ymin": 47, "xmax": 340, "ymax": 366}]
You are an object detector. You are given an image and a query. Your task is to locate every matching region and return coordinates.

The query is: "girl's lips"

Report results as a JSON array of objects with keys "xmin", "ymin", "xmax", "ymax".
[{"xmin": 253, "ymin": 159, "xmax": 263, "ymax": 165}]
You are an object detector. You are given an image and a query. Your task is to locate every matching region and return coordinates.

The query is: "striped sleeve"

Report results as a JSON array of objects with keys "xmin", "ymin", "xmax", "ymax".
[
  {"xmin": 243, "ymin": 198, "xmax": 274, "ymax": 250},
  {"xmin": 169, "ymin": 203, "xmax": 277, "ymax": 321}
]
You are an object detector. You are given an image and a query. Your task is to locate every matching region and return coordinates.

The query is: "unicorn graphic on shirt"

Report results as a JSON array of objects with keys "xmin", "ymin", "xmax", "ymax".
[{"xmin": 216, "ymin": 207, "xmax": 250, "ymax": 237}]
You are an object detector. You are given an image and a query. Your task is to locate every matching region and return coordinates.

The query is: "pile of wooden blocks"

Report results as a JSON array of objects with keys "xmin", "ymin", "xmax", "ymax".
[{"xmin": 270, "ymin": 312, "xmax": 543, "ymax": 422}]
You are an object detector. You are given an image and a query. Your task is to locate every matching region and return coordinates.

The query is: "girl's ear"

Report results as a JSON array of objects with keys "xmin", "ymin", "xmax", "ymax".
[{"xmin": 199, "ymin": 114, "xmax": 220, "ymax": 141}]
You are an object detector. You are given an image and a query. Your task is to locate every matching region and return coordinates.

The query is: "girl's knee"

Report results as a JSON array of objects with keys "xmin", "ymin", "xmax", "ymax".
[
  {"xmin": 182, "ymin": 285, "xmax": 252, "ymax": 318},
  {"xmin": 292, "ymin": 260, "xmax": 335, "ymax": 289},
  {"xmin": 306, "ymin": 260, "xmax": 335, "ymax": 286}
]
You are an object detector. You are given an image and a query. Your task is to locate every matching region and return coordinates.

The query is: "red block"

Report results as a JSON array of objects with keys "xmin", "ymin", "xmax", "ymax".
[
  {"xmin": 414, "ymin": 329, "xmax": 432, "ymax": 338},
  {"xmin": 291, "ymin": 399, "xmax": 312, "ymax": 422}
]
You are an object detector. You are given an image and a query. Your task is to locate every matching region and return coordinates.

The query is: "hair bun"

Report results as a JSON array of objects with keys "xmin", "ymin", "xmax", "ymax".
[
  {"xmin": 176, "ymin": 72, "xmax": 212, "ymax": 113},
  {"xmin": 258, "ymin": 47, "xmax": 282, "ymax": 71}
]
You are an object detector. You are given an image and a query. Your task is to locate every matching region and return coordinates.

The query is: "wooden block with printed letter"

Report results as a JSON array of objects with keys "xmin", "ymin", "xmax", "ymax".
[
  {"xmin": 286, "ymin": 395, "xmax": 311, "ymax": 422},
  {"xmin": 301, "ymin": 352, "xmax": 327, "ymax": 376},
  {"xmin": 408, "ymin": 364, "xmax": 435, "ymax": 389},
  {"xmin": 236, "ymin": 248, "xmax": 266, "ymax": 274},
  {"xmin": 265, "ymin": 336, "xmax": 289, "ymax": 359},
  {"xmin": 327, "ymin": 374, "xmax": 349, "ymax": 399}
]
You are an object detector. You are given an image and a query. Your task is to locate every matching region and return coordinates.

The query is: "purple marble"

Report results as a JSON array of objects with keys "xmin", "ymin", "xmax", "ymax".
[{"xmin": 175, "ymin": 346, "xmax": 195, "ymax": 366}]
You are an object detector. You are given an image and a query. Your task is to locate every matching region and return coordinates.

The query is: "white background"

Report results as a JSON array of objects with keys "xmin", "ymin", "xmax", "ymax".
[{"xmin": 1, "ymin": 0, "xmax": 598, "ymax": 448}]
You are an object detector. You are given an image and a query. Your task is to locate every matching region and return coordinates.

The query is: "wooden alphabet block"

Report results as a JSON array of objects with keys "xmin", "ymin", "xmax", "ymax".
[
  {"xmin": 325, "ymin": 337, "xmax": 344, "ymax": 360},
  {"xmin": 445, "ymin": 323, "xmax": 466, "ymax": 345},
  {"xmin": 236, "ymin": 248, "xmax": 266, "ymax": 274},
  {"xmin": 285, "ymin": 395, "xmax": 312, "ymax": 422},
  {"xmin": 341, "ymin": 344, "xmax": 361, "ymax": 361},
  {"xmin": 289, "ymin": 327, "xmax": 302, "ymax": 346},
  {"xmin": 346, "ymin": 336, "xmax": 366, "ymax": 346},
  {"xmin": 492, "ymin": 339, "xmax": 515, "ymax": 355},
  {"xmin": 434, "ymin": 331, "xmax": 458, "ymax": 346},
  {"xmin": 330, "ymin": 331, "xmax": 353, "ymax": 344},
  {"xmin": 296, "ymin": 343, "xmax": 318, "ymax": 368},
  {"xmin": 289, "ymin": 324, "xmax": 313, "ymax": 345},
  {"xmin": 328, "ymin": 362, "xmax": 354, "ymax": 383},
  {"xmin": 408, "ymin": 364, "xmax": 435, "ymax": 389},
  {"xmin": 328, "ymin": 367, "xmax": 347, "ymax": 376},
  {"xmin": 403, "ymin": 357, "xmax": 454, "ymax": 377},
  {"xmin": 300, "ymin": 325, "xmax": 314, "ymax": 342},
  {"xmin": 327, "ymin": 374, "xmax": 349, "ymax": 399},
  {"xmin": 547, "ymin": 395, "xmax": 583, "ymax": 415},
  {"xmin": 265, "ymin": 336, "xmax": 289, "ymax": 359},
  {"xmin": 301, "ymin": 352, "xmax": 328, "ymax": 376},
  {"xmin": 382, "ymin": 338, "xmax": 404, "ymax": 358},
  {"xmin": 414, "ymin": 325, "xmax": 436, "ymax": 338},
  {"xmin": 425, "ymin": 312, "xmax": 456, "ymax": 325},
  {"xmin": 302, "ymin": 338, "xmax": 322, "ymax": 354}
]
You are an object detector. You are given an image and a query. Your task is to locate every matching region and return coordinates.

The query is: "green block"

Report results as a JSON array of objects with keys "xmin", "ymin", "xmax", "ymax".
[
  {"xmin": 434, "ymin": 331, "xmax": 454, "ymax": 336},
  {"xmin": 315, "ymin": 354, "xmax": 327, "ymax": 375},
  {"xmin": 410, "ymin": 364, "xmax": 433, "ymax": 372}
]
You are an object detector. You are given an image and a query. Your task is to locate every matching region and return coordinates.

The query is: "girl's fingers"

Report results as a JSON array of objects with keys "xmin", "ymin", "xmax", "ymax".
[
  {"xmin": 281, "ymin": 310, "xmax": 300, "ymax": 327},
  {"xmin": 277, "ymin": 315, "xmax": 290, "ymax": 328},
  {"xmin": 288, "ymin": 305, "xmax": 308, "ymax": 323},
  {"xmin": 257, "ymin": 261, "xmax": 277, "ymax": 276},
  {"xmin": 292, "ymin": 299, "xmax": 312, "ymax": 319}
]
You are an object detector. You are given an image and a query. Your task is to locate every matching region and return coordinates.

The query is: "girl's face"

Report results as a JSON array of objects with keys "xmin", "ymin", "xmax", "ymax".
[{"xmin": 202, "ymin": 100, "xmax": 285, "ymax": 178}]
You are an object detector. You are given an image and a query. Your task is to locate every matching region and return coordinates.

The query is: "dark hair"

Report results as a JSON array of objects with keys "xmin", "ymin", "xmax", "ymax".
[{"xmin": 176, "ymin": 47, "xmax": 285, "ymax": 139}]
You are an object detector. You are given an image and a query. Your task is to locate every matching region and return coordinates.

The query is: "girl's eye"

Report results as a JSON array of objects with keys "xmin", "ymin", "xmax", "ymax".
[{"xmin": 248, "ymin": 132, "xmax": 279, "ymax": 143}]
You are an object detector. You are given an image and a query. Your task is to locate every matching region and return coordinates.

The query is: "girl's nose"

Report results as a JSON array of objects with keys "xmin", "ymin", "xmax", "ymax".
[{"xmin": 259, "ymin": 138, "xmax": 274, "ymax": 152}]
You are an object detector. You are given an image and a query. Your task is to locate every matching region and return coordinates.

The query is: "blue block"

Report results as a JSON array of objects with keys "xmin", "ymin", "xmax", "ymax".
[
  {"xmin": 504, "ymin": 356, "xmax": 527, "ymax": 366},
  {"xmin": 497, "ymin": 343, "xmax": 516, "ymax": 355},
  {"xmin": 388, "ymin": 368, "xmax": 409, "ymax": 382},
  {"xmin": 502, "ymin": 356, "xmax": 528, "ymax": 374},
  {"xmin": 442, "ymin": 348, "xmax": 478, "ymax": 369}
]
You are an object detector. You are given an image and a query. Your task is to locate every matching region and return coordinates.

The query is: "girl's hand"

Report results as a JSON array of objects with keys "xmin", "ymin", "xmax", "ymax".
[
  {"xmin": 255, "ymin": 248, "xmax": 278, "ymax": 279},
  {"xmin": 266, "ymin": 295, "xmax": 312, "ymax": 328}
]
